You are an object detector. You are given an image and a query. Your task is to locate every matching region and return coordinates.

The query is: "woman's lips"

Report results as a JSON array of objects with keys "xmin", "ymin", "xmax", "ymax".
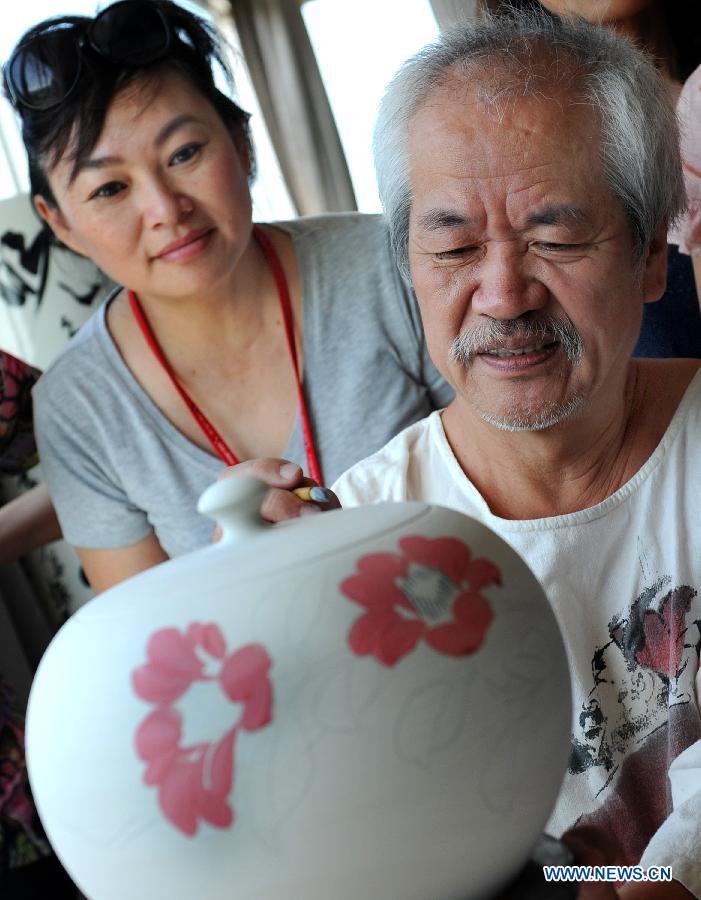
[{"xmin": 154, "ymin": 228, "xmax": 214, "ymax": 263}]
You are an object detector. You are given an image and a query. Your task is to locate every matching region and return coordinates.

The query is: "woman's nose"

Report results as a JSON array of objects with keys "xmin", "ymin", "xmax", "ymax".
[
  {"xmin": 470, "ymin": 243, "xmax": 548, "ymax": 320},
  {"xmin": 142, "ymin": 179, "xmax": 193, "ymax": 228}
]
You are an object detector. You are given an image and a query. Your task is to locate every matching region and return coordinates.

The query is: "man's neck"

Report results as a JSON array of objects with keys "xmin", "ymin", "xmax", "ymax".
[{"xmin": 441, "ymin": 360, "xmax": 697, "ymax": 520}]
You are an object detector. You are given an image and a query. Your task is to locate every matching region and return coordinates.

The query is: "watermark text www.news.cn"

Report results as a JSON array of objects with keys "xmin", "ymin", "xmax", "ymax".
[{"xmin": 543, "ymin": 865, "xmax": 673, "ymax": 883}]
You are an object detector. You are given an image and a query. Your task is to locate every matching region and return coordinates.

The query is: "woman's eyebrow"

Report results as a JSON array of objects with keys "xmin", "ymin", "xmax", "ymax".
[
  {"xmin": 68, "ymin": 114, "xmax": 206, "ymax": 185},
  {"xmin": 153, "ymin": 113, "xmax": 204, "ymax": 148}
]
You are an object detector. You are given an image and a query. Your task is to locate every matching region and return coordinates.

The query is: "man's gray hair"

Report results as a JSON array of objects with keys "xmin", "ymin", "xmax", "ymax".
[{"xmin": 373, "ymin": 7, "xmax": 686, "ymax": 277}]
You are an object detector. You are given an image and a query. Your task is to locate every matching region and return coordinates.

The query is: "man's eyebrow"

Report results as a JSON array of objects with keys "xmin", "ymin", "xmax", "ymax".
[
  {"xmin": 525, "ymin": 204, "xmax": 590, "ymax": 228},
  {"xmin": 416, "ymin": 209, "xmax": 474, "ymax": 231},
  {"xmin": 69, "ymin": 114, "xmax": 205, "ymax": 185}
]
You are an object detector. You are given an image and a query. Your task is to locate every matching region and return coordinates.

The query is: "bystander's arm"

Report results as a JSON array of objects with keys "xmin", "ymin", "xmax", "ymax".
[{"xmin": 0, "ymin": 482, "xmax": 61, "ymax": 564}]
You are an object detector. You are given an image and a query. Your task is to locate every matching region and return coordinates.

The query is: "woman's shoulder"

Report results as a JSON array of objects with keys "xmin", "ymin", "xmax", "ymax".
[
  {"xmin": 33, "ymin": 298, "xmax": 120, "ymax": 407},
  {"xmin": 273, "ymin": 212, "xmax": 402, "ymax": 291},
  {"xmin": 273, "ymin": 211, "xmax": 385, "ymax": 239}
]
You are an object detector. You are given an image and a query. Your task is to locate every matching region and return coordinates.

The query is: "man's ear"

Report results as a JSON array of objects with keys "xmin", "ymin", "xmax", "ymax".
[
  {"xmin": 33, "ymin": 195, "xmax": 85, "ymax": 256},
  {"xmin": 642, "ymin": 224, "xmax": 669, "ymax": 304}
]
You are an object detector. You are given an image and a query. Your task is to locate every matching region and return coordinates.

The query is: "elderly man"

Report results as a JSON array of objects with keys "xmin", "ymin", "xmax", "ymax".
[
  {"xmin": 236, "ymin": 9, "xmax": 700, "ymax": 899},
  {"xmin": 326, "ymin": 10, "xmax": 701, "ymax": 900}
]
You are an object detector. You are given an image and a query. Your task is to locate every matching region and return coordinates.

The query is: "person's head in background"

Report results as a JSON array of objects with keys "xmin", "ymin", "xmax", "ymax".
[
  {"xmin": 483, "ymin": 0, "xmax": 701, "ymax": 86},
  {"xmin": 3, "ymin": 0, "xmax": 255, "ymax": 292}
]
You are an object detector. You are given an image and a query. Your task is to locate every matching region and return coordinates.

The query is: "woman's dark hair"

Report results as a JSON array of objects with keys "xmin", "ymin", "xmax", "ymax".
[
  {"xmin": 3, "ymin": 0, "xmax": 254, "ymax": 206},
  {"xmin": 483, "ymin": 0, "xmax": 701, "ymax": 82}
]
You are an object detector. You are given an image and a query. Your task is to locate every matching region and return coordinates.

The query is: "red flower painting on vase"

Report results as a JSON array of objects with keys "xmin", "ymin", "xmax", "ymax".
[
  {"xmin": 341, "ymin": 536, "xmax": 499, "ymax": 666},
  {"xmin": 132, "ymin": 622, "xmax": 273, "ymax": 836}
]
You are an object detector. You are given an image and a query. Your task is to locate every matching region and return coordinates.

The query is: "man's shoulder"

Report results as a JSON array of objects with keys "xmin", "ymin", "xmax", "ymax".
[{"xmin": 332, "ymin": 412, "xmax": 443, "ymax": 506}]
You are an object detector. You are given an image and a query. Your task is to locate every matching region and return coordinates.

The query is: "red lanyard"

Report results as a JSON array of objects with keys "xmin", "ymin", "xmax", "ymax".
[{"xmin": 128, "ymin": 224, "xmax": 322, "ymax": 483}]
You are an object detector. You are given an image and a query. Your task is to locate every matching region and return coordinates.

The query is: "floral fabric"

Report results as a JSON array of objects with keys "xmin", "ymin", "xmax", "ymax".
[
  {"xmin": 0, "ymin": 350, "xmax": 51, "ymax": 874},
  {"xmin": 0, "ymin": 681, "xmax": 51, "ymax": 872},
  {"xmin": 0, "ymin": 350, "xmax": 40, "ymax": 476}
]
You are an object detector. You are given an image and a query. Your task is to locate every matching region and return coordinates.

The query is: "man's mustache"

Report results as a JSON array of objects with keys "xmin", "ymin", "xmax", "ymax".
[{"xmin": 449, "ymin": 313, "xmax": 584, "ymax": 365}]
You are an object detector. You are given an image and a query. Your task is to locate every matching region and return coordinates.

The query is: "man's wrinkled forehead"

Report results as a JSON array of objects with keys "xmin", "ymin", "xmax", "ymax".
[
  {"xmin": 423, "ymin": 50, "xmax": 591, "ymax": 124},
  {"xmin": 405, "ymin": 58, "xmax": 601, "ymax": 191}
]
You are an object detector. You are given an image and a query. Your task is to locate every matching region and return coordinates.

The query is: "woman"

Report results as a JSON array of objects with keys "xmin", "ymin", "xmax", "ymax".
[
  {"xmin": 486, "ymin": 0, "xmax": 701, "ymax": 356},
  {"xmin": 3, "ymin": 0, "xmax": 452, "ymax": 592}
]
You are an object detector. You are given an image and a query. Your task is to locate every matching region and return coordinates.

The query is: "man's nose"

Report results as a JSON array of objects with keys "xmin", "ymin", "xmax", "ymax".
[
  {"xmin": 470, "ymin": 243, "xmax": 547, "ymax": 319},
  {"xmin": 142, "ymin": 178, "xmax": 193, "ymax": 229}
]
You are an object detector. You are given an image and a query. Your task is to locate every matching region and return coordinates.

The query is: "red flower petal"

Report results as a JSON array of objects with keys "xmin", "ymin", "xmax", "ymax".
[
  {"xmin": 463, "ymin": 558, "xmax": 502, "ymax": 592},
  {"xmin": 135, "ymin": 708, "xmax": 181, "ymax": 762},
  {"xmin": 399, "ymin": 536, "xmax": 469, "ymax": 585},
  {"xmin": 356, "ymin": 553, "xmax": 408, "ymax": 579},
  {"xmin": 202, "ymin": 624, "xmax": 227, "ymax": 659},
  {"xmin": 219, "ymin": 644, "xmax": 272, "ymax": 700},
  {"xmin": 144, "ymin": 749, "xmax": 178, "ymax": 786},
  {"xmin": 239, "ymin": 679, "xmax": 273, "ymax": 732},
  {"xmin": 185, "ymin": 623, "xmax": 204, "ymax": 647},
  {"xmin": 426, "ymin": 593, "xmax": 494, "ymax": 656},
  {"xmin": 348, "ymin": 611, "xmax": 387, "ymax": 656},
  {"xmin": 147, "ymin": 629, "xmax": 203, "ymax": 678},
  {"xmin": 377, "ymin": 618, "xmax": 424, "ymax": 666},
  {"xmin": 453, "ymin": 592, "xmax": 495, "ymax": 631},
  {"xmin": 340, "ymin": 553, "xmax": 409, "ymax": 608},
  {"xmin": 158, "ymin": 759, "xmax": 203, "ymax": 837},
  {"xmin": 399, "ymin": 536, "xmax": 502, "ymax": 593},
  {"xmin": 132, "ymin": 664, "xmax": 192, "ymax": 704},
  {"xmin": 340, "ymin": 572, "xmax": 410, "ymax": 614},
  {"xmin": 206, "ymin": 728, "xmax": 237, "ymax": 796},
  {"xmin": 200, "ymin": 792, "xmax": 234, "ymax": 828}
]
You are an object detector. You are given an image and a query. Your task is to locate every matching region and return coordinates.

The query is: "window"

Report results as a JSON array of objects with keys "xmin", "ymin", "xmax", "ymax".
[{"xmin": 302, "ymin": 0, "xmax": 439, "ymax": 212}]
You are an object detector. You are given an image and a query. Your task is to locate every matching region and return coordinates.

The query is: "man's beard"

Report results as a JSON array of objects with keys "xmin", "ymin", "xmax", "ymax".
[{"xmin": 449, "ymin": 312, "xmax": 586, "ymax": 432}]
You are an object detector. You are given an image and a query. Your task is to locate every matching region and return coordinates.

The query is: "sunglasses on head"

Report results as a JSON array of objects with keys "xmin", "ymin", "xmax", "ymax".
[{"xmin": 5, "ymin": 0, "xmax": 175, "ymax": 111}]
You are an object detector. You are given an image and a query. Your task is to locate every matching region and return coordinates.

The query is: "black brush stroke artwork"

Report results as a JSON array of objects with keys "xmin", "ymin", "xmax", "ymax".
[{"xmin": 0, "ymin": 229, "xmax": 102, "ymax": 311}]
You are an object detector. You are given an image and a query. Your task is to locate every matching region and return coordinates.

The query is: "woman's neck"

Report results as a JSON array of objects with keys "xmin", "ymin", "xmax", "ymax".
[{"xmin": 134, "ymin": 228, "xmax": 277, "ymax": 354}]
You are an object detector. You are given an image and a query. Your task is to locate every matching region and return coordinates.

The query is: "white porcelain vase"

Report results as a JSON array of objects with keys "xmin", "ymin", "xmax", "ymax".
[{"xmin": 26, "ymin": 476, "xmax": 572, "ymax": 900}]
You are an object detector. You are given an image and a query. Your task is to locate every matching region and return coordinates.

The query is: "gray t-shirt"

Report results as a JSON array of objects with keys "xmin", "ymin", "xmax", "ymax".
[{"xmin": 34, "ymin": 213, "xmax": 453, "ymax": 557}]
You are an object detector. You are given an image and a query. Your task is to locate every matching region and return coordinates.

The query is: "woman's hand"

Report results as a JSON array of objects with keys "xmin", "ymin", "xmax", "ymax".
[{"xmin": 217, "ymin": 458, "xmax": 340, "ymax": 524}]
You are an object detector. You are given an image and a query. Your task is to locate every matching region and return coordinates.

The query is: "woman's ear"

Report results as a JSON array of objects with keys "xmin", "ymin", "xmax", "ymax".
[{"xmin": 33, "ymin": 195, "xmax": 84, "ymax": 255}]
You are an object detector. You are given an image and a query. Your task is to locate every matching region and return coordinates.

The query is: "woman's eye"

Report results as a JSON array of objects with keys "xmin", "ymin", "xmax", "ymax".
[
  {"xmin": 169, "ymin": 143, "xmax": 204, "ymax": 166},
  {"xmin": 88, "ymin": 181, "xmax": 126, "ymax": 201}
]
